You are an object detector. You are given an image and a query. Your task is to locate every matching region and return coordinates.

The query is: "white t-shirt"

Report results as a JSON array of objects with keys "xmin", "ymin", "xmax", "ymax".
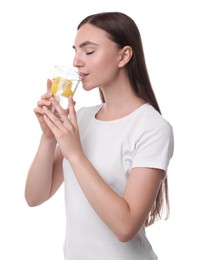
[{"xmin": 63, "ymin": 103, "xmax": 174, "ymax": 260}]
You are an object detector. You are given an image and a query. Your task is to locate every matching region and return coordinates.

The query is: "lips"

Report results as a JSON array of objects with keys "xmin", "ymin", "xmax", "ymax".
[{"xmin": 78, "ymin": 72, "xmax": 89, "ymax": 80}]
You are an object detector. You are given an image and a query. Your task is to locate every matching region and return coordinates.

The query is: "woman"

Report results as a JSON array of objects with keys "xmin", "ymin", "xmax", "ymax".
[{"xmin": 25, "ymin": 12, "xmax": 174, "ymax": 260}]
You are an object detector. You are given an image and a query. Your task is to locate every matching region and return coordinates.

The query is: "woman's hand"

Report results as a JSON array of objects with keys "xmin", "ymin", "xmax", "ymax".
[
  {"xmin": 42, "ymin": 96, "xmax": 83, "ymax": 161},
  {"xmin": 34, "ymin": 79, "xmax": 56, "ymax": 140}
]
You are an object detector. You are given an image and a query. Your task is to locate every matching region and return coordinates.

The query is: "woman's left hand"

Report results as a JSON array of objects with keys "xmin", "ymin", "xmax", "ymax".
[{"xmin": 43, "ymin": 96, "xmax": 83, "ymax": 161}]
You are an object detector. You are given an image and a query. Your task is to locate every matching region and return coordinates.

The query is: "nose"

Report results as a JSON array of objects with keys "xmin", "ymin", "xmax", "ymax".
[{"xmin": 73, "ymin": 53, "xmax": 84, "ymax": 68}]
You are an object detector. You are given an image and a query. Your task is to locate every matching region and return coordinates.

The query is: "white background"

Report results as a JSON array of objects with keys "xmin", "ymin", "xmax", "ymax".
[{"xmin": 0, "ymin": 0, "xmax": 213, "ymax": 259}]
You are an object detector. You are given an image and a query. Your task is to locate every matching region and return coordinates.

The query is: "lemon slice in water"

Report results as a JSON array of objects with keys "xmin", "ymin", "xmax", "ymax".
[
  {"xmin": 51, "ymin": 77, "xmax": 61, "ymax": 94},
  {"xmin": 62, "ymin": 80, "xmax": 73, "ymax": 97}
]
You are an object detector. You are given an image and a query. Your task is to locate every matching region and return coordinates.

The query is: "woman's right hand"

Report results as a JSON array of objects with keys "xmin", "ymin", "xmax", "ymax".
[{"xmin": 34, "ymin": 79, "xmax": 56, "ymax": 139}]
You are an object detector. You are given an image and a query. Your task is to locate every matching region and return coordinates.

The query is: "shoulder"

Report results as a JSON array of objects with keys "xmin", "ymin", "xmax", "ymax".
[
  {"xmin": 135, "ymin": 104, "xmax": 173, "ymax": 136},
  {"xmin": 134, "ymin": 104, "xmax": 174, "ymax": 157},
  {"xmin": 132, "ymin": 104, "xmax": 174, "ymax": 170}
]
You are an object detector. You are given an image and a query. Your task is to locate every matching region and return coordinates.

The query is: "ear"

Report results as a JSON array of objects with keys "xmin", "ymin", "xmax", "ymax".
[{"xmin": 118, "ymin": 46, "xmax": 133, "ymax": 68}]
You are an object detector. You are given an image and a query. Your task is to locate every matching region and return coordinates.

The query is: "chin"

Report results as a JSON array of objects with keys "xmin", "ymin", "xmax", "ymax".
[{"xmin": 82, "ymin": 83, "xmax": 98, "ymax": 92}]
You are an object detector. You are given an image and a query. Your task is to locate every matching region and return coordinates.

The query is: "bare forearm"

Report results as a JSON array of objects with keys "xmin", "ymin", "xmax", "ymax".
[
  {"xmin": 71, "ymin": 153, "xmax": 163, "ymax": 242},
  {"xmin": 25, "ymin": 135, "xmax": 57, "ymax": 206},
  {"xmin": 70, "ymin": 154, "xmax": 134, "ymax": 241}
]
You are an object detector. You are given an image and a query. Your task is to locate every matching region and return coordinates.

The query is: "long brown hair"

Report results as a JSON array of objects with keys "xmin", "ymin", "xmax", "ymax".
[{"xmin": 78, "ymin": 12, "xmax": 169, "ymax": 226}]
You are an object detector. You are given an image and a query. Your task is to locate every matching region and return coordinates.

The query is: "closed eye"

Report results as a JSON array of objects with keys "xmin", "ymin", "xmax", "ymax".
[{"xmin": 86, "ymin": 51, "xmax": 95, "ymax": 55}]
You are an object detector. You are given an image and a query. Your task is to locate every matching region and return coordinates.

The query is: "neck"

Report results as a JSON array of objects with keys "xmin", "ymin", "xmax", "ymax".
[{"xmin": 97, "ymin": 78, "xmax": 146, "ymax": 121}]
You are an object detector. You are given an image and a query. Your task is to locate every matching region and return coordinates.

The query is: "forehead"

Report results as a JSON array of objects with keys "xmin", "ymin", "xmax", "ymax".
[{"xmin": 74, "ymin": 23, "xmax": 112, "ymax": 47}]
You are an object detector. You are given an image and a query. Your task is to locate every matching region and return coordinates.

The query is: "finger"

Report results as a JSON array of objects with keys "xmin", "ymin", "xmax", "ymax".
[
  {"xmin": 47, "ymin": 79, "xmax": 52, "ymax": 92},
  {"xmin": 37, "ymin": 99, "xmax": 52, "ymax": 108},
  {"xmin": 34, "ymin": 106, "xmax": 44, "ymax": 115},
  {"xmin": 43, "ymin": 106, "xmax": 65, "ymax": 130},
  {"xmin": 41, "ymin": 91, "xmax": 53, "ymax": 101},
  {"xmin": 43, "ymin": 113, "xmax": 59, "ymax": 136},
  {"xmin": 47, "ymin": 98, "xmax": 70, "ymax": 127},
  {"xmin": 68, "ymin": 96, "xmax": 77, "ymax": 127},
  {"xmin": 50, "ymin": 98, "xmax": 68, "ymax": 122}
]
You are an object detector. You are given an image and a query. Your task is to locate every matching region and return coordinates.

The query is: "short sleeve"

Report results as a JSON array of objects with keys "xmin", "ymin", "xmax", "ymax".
[{"xmin": 132, "ymin": 123, "xmax": 174, "ymax": 172}]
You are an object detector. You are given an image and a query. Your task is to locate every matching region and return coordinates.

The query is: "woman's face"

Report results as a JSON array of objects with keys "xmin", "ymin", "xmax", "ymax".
[{"xmin": 73, "ymin": 23, "xmax": 122, "ymax": 91}]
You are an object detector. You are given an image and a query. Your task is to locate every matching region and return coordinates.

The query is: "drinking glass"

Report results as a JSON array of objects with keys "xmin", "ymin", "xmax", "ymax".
[{"xmin": 51, "ymin": 66, "xmax": 81, "ymax": 110}]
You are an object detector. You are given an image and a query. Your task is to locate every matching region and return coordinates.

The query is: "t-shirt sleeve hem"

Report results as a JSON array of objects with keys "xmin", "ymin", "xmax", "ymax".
[{"xmin": 132, "ymin": 161, "xmax": 168, "ymax": 172}]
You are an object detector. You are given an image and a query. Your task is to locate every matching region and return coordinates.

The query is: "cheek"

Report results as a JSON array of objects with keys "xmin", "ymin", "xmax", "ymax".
[
  {"xmin": 95, "ymin": 54, "xmax": 119, "ymax": 79},
  {"xmin": 82, "ymin": 51, "xmax": 119, "ymax": 89},
  {"xmin": 94, "ymin": 48, "xmax": 119, "ymax": 69}
]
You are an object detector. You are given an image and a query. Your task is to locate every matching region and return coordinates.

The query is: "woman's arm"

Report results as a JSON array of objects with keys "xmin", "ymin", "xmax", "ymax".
[
  {"xmin": 25, "ymin": 80, "xmax": 64, "ymax": 206},
  {"xmin": 43, "ymin": 97, "xmax": 165, "ymax": 241},
  {"xmin": 69, "ymin": 155, "xmax": 164, "ymax": 242},
  {"xmin": 25, "ymin": 135, "xmax": 64, "ymax": 207}
]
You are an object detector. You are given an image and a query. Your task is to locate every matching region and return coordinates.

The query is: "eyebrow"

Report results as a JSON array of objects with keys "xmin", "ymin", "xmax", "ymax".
[{"xmin": 72, "ymin": 41, "xmax": 98, "ymax": 49}]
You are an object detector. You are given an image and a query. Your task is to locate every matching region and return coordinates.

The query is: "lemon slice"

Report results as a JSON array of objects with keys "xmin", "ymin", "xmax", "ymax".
[
  {"xmin": 51, "ymin": 77, "xmax": 61, "ymax": 94},
  {"xmin": 61, "ymin": 80, "xmax": 73, "ymax": 97},
  {"xmin": 62, "ymin": 86, "xmax": 73, "ymax": 97}
]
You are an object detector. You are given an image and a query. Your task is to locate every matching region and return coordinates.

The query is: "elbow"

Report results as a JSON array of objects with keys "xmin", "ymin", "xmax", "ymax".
[
  {"xmin": 25, "ymin": 196, "xmax": 39, "ymax": 207},
  {"xmin": 24, "ymin": 192, "xmax": 45, "ymax": 207},
  {"xmin": 25, "ymin": 199, "xmax": 39, "ymax": 207},
  {"xmin": 117, "ymin": 233, "xmax": 135, "ymax": 243},
  {"xmin": 115, "ymin": 226, "xmax": 137, "ymax": 243}
]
